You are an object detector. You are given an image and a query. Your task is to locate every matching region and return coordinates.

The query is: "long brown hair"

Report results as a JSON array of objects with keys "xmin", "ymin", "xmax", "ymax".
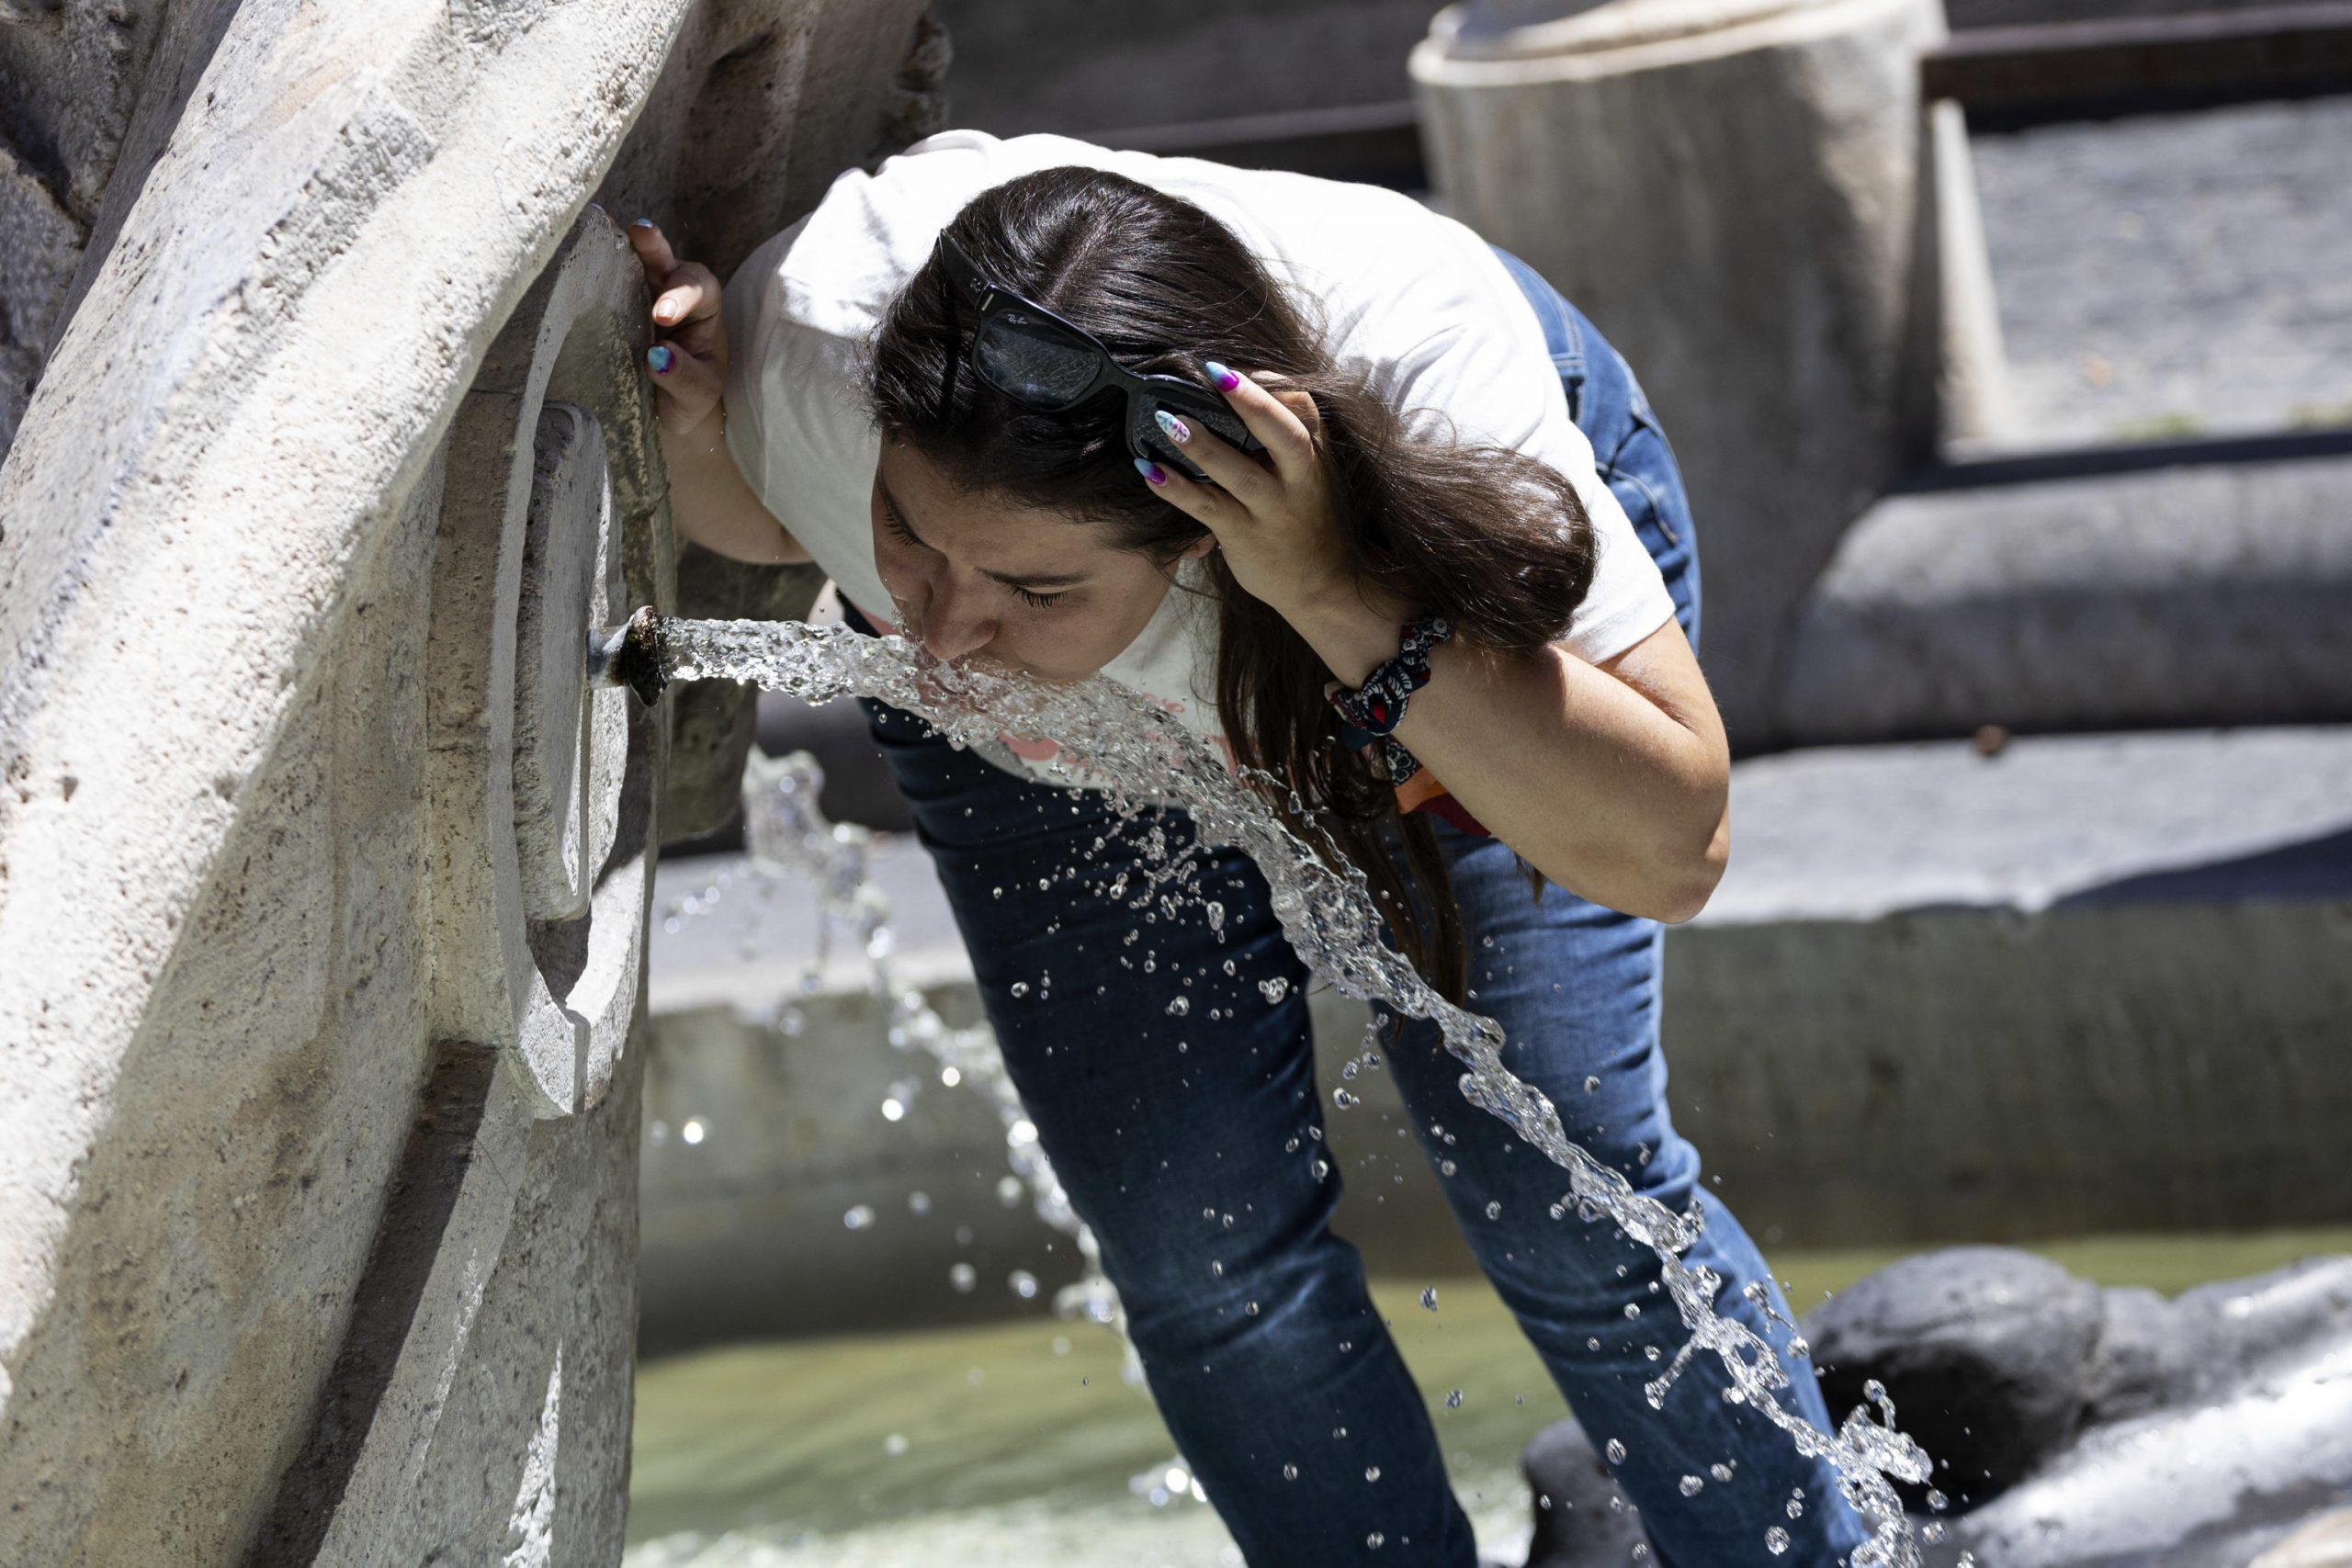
[{"xmin": 859, "ymin": 165, "xmax": 1598, "ymax": 1006}]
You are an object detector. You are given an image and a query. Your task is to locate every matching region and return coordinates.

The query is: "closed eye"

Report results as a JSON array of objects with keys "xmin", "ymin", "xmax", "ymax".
[{"xmin": 884, "ymin": 497, "xmax": 1069, "ymax": 610}]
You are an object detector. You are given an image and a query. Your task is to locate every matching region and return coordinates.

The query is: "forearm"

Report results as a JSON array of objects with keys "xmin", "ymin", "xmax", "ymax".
[
  {"xmin": 1286, "ymin": 580, "xmax": 1728, "ymax": 922},
  {"xmin": 659, "ymin": 402, "xmax": 810, "ymax": 566}
]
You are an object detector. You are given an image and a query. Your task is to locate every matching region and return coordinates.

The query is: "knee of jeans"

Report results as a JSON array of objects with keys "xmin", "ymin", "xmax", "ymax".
[{"xmin": 1114, "ymin": 1223, "xmax": 1367, "ymax": 1363}]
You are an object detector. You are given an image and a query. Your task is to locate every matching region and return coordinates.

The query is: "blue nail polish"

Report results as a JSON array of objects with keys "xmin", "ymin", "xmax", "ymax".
[
  {"xmin": 647, "ymin": 344, "xmax": 673, "ymax": 373},
  {"xmin": 1134, "ymin": 456, "xmax": 1167, "ymax": 484},
  {"xmin": 1204, "ymin": 359, "xmax": 1240, "ymax": 392},
  {"xmin": 1153, "ymin": 408, "xmax": 1191, "ymax": 444},
  {"xmin": 588, "ymin": 201, "xmax": 606, "ymax": 215},
  {"xmin": 630, "ymin": 218, "xmax": 655, "ymax": 229}
]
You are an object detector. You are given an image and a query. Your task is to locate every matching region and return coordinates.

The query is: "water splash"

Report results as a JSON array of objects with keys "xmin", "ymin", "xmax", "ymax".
[
  {"xmin": 662, "ymin": 615, "xmax": 1933, "ymax": 1566},
  {"xmin": 736, "ymin": 748, "xmax": 1128, "ymax": 1352}
]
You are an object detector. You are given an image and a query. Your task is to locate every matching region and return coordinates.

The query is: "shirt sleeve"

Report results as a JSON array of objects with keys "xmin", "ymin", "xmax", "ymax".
[{"xmin": 718, "ymin": 215, "xmax": 886, "ymax": 594}]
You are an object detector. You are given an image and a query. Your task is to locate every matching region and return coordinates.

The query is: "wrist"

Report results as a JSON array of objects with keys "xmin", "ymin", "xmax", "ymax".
[{"xmin": 1283, "ymin": 572, "xmax": 1415, "ymax": 687}]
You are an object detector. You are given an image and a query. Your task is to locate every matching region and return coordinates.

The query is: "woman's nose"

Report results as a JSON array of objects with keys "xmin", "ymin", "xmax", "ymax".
[{"xmin": 917, "ymin": 578, "xmax": 997, "ymax": 661}]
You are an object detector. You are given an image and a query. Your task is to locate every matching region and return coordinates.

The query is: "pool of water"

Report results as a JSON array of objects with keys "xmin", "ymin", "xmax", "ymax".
[{"xmin": 624, "ymin": 1225, "xmax": 2352, "ymax": 1566}]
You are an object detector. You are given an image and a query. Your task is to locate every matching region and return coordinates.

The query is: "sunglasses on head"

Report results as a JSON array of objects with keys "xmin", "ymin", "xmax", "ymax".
[{"xmin": 934, "ymin": 230, "xmax": 1267, "ymax": 485}]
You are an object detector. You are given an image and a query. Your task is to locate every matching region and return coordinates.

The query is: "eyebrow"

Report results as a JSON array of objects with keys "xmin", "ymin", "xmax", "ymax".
[{"xmin": 879, "ymin": 475, "xmax": 1094, "ymax": 591}]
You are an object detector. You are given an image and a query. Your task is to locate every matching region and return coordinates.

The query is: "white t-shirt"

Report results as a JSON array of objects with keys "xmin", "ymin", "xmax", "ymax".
[{"xmin": 721, "ymin": 128, "xmax": 1676, "ymax": 788}]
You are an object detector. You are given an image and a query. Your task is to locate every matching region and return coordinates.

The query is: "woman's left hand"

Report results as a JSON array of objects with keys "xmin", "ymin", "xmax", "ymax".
[{"xmin": 1135, "ymin": 364, "xmax": 1355, "ymax": 620}]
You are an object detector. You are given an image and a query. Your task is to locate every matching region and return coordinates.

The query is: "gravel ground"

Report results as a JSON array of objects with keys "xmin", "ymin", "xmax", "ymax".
[{"xmin": 1966, "ymin": 95, "xmax": 2352, "ymax": 449}]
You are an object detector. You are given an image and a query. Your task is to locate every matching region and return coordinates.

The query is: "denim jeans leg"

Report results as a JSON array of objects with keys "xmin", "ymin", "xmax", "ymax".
[
  {"xmin": 855, "ymin": 683, "xmax": 1480, "ymax": 1566},
  {"xmin": 1465, "ymin": 244, "xmax": 1868, "ymax": 1563},
  {"xmin": 1374, "ymin": 821, "xmax": 1872, "ymax": 1566}
]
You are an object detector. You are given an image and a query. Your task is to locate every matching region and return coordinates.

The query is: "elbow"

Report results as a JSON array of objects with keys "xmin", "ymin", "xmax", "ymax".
[{"xmin": 1652, "ymin": 796, "xmax": 1730, "ymax": 926}]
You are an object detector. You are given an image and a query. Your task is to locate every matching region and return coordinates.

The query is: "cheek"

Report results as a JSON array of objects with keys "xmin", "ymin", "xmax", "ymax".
[{"xmin": 1001, "ymin": 597, "xmax": 1148, "ymax": 680}]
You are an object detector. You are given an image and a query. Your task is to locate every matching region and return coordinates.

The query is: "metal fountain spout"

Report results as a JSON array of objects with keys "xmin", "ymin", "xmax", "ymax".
[{"xmin": 585, "ymin": 606, "xmax": 670, "ymax": 705}]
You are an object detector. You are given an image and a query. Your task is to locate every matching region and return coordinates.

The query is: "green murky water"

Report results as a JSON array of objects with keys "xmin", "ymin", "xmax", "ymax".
[{"xmin": 625, "ymin": 1226, "xmax": 2352, "ymax": 1565}]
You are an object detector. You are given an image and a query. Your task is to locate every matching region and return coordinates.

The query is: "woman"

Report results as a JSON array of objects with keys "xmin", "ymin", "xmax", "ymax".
[{"xmin": 630, "ymin": 129, "xmax": 1870, "ymax": 1565}]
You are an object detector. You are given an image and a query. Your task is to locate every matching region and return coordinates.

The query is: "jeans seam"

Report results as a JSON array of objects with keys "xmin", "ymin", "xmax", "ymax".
[{"xmin": 1607, "ymin": 444, "xmax": 1683, "ymax": 551}]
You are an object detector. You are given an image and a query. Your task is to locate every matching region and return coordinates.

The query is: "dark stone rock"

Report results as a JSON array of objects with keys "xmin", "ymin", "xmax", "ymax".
[
  {"xmin": 1804, "ymin": 1247, "xmax": 2100, "ymax": 1506},
  {"xmin": 1521, "ymin": 1418, "xmax": 1653, "ymax": 1568},
  {"xmin": 2081, "ymin": 1284, "xmax": 2195, "ymax": 1425}
]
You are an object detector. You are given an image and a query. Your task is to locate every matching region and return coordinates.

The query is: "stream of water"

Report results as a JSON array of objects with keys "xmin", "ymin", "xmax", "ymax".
[{"xmin": 658, "ymin": 615, "xmax": 1939, "ymax": 1567}]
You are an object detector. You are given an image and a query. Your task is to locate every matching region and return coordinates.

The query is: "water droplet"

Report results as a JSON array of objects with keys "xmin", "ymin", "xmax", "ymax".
[
  {"xmin": 907, "ymin": 1190, "xmax": 932, "ymax": 1214},
  {"xmin": 1008, "ymin": 1269, "xmax": 1039, "ymax": 1299},
  {"xmin": 1364, "ymin": 1465, "xmax": 1381, "ymax": 1482},
  {"xmin": 1419, "ymin": 1286, "xmax": 1438, "ymax": 1311},
  {"xmin": 1166, "ymin": 996, "xmax": 1190, "ymax": 1017},
  {"xmin": 1605, "ymin": 1438, "xmax": 1627, "ymax": 1464},
  {"xmin": 1485, "ymin": 1201, "xmax": 1502, "ymax": 1220},
  {"xmin": 949, "ymin": 1262, "xmax": 978, "ymax": 1292},
  {"xmin": 842, "ymin": 1204, "xmax": 875, "ymax": 1230},
  {"xmin": 1009, "ymin": 980, "xmax": 1030, "ymax": 998},
  {"xmin": 1679, "ymin": 1474, "xmax": 1704, "ymax": 1496},
  {"xmin": 1259, "ymin": 976, "xmax": 1290, "ymax": 1002},
  {"xmin": 1445, "ymin": 1389, "xmax": 1464, "ymax": 1408},
  {"xmin": 1283, "ymin": 1463, "xmax": 1299, "ymax": 1481},
  {"xmin": 1765, "ymin": 1527, "xmax": 1790, "ymax": 1556},
  {"xmin": 680, "ymin": 1118, "xmax": 707, "ymax": 1145},
  {"xmin": 884, "ymin": 1432, "xmax": 909, "ymax": 1457},
  {"xmin": 1365, "ymin": 1533, "xmax": 1385, "ymax": 1550}
]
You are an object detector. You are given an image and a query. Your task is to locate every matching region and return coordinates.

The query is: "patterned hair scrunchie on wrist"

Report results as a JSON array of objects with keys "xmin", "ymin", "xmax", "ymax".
[
  {"xmin": 1324, "ymin": 615, "xmax": 1453, "ymax": 784},
  {"xmin": 1324, "ymin": 615, "xmax": 1453, "ymax": 735}
]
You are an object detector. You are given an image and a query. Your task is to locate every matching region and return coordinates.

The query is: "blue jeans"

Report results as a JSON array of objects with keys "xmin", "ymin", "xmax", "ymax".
[{"xmin": 840, "ymin": 244, "xmax": 1865, "ymax": 1565}]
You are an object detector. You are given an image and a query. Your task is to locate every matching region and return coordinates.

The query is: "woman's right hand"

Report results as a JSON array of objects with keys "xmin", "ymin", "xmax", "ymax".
[{"xmin": 625, "ymin": 219, "xmax": 728, "ymax": 437}]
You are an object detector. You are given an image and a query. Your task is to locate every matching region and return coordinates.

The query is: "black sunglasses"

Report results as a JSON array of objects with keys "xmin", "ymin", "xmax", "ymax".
[{"xmin": 934, "ymin": 231, "xmax": 1267, "ymax": 485}]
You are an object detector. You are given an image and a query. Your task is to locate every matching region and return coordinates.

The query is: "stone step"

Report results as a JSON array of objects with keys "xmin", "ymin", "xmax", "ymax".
[
  {"xmin": 639, "ymin": 724, "xmax": 2352, "ymax": 1344},
  {"xmin": 1778, "ymin": 443, "xmax": 2352, "ymax": 744}
]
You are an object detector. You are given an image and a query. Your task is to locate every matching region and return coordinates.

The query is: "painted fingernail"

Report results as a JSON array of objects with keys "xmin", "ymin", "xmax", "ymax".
[
  {"xmin": 647, "ymin": 344, "xmax": 674, "ymax": 374},
  {"xmin": 1205, "ymin": 359, "xmax": 1240, "ymax": 392},
  {"xmin": 1153, "ymin": 409, "xmax": 1192, "ymax": 444},
  {"xmin": 630, "ymin": 217, "xmax": 655, "ymax": 230},
  {"xmin": 588, "ymin": 201, "xmax": 606, "ymax": 215},
  {"xmin": 1134, "ymin": 456, "xmax": 1168, "ymax": 485}
]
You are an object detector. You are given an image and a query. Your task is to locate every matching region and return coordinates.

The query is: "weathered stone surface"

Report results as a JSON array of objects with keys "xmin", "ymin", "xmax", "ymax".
[
  {"xmin": 1524, "ymin": 1253, "xmax": 2352, "ymax": 1568},
  {"xmin": 592, "ymin": 0, "xmax": 945, "ymax": 842},
  {"xmin": 1779, "ymin": 450, "xmax": 2352, "ymax": 744},
  {"xmin": 2253, "ymin": 1509, "xmax": 2352, "ymax": 1568},
  {"xmin": 1521, "ymin": 1418, "xmax": 1651, "ymax": 1567},
  {"xmin": 1410, "ymin": 0, "xmax": 2008, "ymax": 748},
  {"xmin": 1936, "ymin": 1256, "xmax": 2352, "ymax": 1568},
  {"xmin": 1967, "ymin": 96, "xmax": 2352, "ymax": 450},
  {"xmin": 1664, "ymin": 725, "xmax": 2352, "ymax": 1247},
  {"xmin": 0, "ymin": 0, "xmax": 951, "ymax": 1559},
  {"xmin": 1805, "ymin": 1247, "xmax": 2101, "ymax": 1504},
  {"xmin": 930, "ymin": 0, "xmax": 1445, "ymax": 135}
]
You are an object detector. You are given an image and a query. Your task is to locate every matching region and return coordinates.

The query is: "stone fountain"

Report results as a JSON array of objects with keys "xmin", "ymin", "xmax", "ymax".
[{"xmin": 0, "ymin": 0, "xmax": 943, "ymax": 1561}]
